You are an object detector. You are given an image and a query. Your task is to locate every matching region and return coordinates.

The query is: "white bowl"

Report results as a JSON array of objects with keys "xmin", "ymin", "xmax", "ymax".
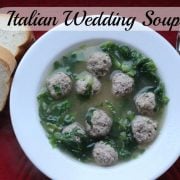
[{"xmin": 10, "ymin": 22, "xmax": 180, "ymax": 180}]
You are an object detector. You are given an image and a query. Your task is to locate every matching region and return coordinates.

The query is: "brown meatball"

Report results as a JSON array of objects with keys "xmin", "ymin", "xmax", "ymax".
[
  {"xmin": 87, "ymin": 52, "xmax": 112, "ymax": 77},
  {"xmin": 85, "ymin": 108, "xmax": 112, "ymax": 138},
  {"xmin": 111, "ymin": 71, "xmax": 134, "ymax": 97},
  {"xmin": 135, "ymin": 92, "xmax": 156, "ymax": 116},
  {"xmin": 131, "ymin": 115, "xmax": 157, "ymax": 144},
  {"xmin": 93, "ymin": 141, "xmax": 118, "ymax": 166},
  {"xmin": 46, "ymin": 72, "xmax": 72, "ymax": 99}
]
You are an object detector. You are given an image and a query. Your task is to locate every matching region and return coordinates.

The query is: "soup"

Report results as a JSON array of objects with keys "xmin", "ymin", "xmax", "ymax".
[{"xmin": 37, "ymin": 41, "xmax": 168, "ymax": 166}]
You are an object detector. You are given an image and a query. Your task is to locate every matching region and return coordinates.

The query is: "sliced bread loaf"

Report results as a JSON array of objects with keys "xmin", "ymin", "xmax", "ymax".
[
  {"xmin": 0, "ymin": 14, "xmax": 35, "ymax": 61},
  {"xmin": 0, "ymin": 45, "xmax": 16, "ymax": 111},
  {"xmin": 0, "ymin": 81, "xmax": 11, "ymax": 111}
]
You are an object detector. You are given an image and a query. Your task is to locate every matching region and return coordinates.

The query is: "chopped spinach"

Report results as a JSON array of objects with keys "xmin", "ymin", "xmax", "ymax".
[
  {"xmin": 54, "ymin": 51, "xmax": 85, "ymax": 70},
  {"xmin": 76, "ymin": 72, "xmax": 94, "ymax": 98},
  {"xmin": 103, "ymin": 100, "xmax": 137, "ymax": 159},
  {"xmin": 63, "ymin": 114, "xmax": 75, "ymax": 125},
  {"xmin": 100, "ymin": 41, "xmax": 160, "ymax": 82},
  {"xmin": 118, "ymin": 45, "xmax": 132, "ymax": 59},
  {"xmin": 85, "ymin": 107, "xmax": 96, "ymax": 127},
  {"xmin": 84, "ymin": 83, "xmax": 93, "ymax": 97},
  {"xmin": 53, "ymin": 50, "xmax": 85, "ymax": 80},
  {"xmin": 53, "ymin": 84, "xmax": 61, "ymax": 96},
  {"xmin": 135, "ymin": 57, "xmax": 159, "ymax": 84},
  {"xmin": 154, "ymin": 83, "xmax": 169, "ymax": 111},
  {"xmin": 38, "ymin": 91, "xmax": 72, "ymax": 125},
  {"xmin": 50, "ymin": 128, "xmax": 94, "ymax": 160}
]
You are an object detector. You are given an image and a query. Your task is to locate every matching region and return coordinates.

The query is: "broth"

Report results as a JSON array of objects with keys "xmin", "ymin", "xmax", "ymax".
[{"xmin": 38, "ymin": 40, "xmax": 168, "ymax": 165}]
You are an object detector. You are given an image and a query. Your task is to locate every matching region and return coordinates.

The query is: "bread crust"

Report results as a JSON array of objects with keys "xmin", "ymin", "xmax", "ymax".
[
  {"xmin": 0, "ymin": 80, "xmax": 10, "ymax": 111},
  {"xmin": 0, "ymin": 14, "xmax": 35, "ymax": 62},
  {"xmin": 0, "ymin": 14, "xmax": 35, "ymax": 111},
  {"xmin": 15, "ymin": 30, "xmax": 35, "ymax": 61},
  {"xmin": 0, "ymin": 46, "xmax": 16, "ymax": 111},
  {"xmin": 0, "ymin": 45, "xmax": 16, "ymax": 75}
]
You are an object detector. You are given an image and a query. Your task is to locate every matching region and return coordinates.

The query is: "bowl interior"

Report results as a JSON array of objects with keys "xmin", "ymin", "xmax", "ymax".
[{"xmin": 10, "ymin": 25, "xmax": 180, "ymax": 180}]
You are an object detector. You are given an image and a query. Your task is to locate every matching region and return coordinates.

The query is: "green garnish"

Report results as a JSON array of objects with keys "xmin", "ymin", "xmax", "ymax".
[
  {"xmin": 85, "ymin": 107, "xmax": 96, "ymax": 127},
  {"xmin": 53, "ymin": 84, "xmax": 61, "ymax": 96}
]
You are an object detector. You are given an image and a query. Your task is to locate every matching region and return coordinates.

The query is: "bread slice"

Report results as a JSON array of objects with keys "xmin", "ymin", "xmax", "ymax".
[
  {"xmin": 0, "ymin": 45, "xmax": 16, "ymax": 111},
  {"xmin": 0, "ymin": 14, "xmax": 35, "ymax": 61},
  {"xmin": 0, "ymin": 80, "xmax": 11, "ymax": 111}
]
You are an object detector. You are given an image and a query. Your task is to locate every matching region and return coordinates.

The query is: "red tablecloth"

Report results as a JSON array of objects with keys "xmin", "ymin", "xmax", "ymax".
[{"xmin": 1, "ymin": 1, "xmax": 180, "ymax": 179}]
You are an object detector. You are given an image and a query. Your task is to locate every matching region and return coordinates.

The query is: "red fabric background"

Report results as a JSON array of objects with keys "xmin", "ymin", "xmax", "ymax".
[{"xmin": 0, "ymin": 1, "xmax": 180, "ymax": 180}]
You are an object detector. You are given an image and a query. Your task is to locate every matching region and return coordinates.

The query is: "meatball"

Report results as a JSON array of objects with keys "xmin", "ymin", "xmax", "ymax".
[
  {"xmin": 87, "ymin": 52, "xmax": 112, "ymax": 77},
  {"xmin": 131, "ymin": 115, "xmax": 157, "ymax": 144},
  {"xmin": 111, "ymin": 71, "xmax": 134, "ymax": 97},
  {"xmin": 135, "ymin": 92, "xmax": 156, "ymax": 116},
  {"xmin": 85, "ymin": 108, "xmax": 112, "ymax": 138},
  {"xmin": 75, "ymin": 71, "xmax": 101, "ymax": 96},
  {"xmin": 92, "ymin": 141, "xmax": 118, "ymax": 166},
  {"xmin": 62, "ymin": 122, "xmax": 86, "ymax": 143},
  {"xmin": 46, "ymin": 72, "xmax": 72, "ymax": 99}
]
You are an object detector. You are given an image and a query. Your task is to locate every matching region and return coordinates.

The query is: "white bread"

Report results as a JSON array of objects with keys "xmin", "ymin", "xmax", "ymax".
[
  {"xmin": 0, "ymin": 14, "xmax": 35, "ymax": 61},
  {"xmin": 0, "ymin": 45, "xmax": 16, "ymax": 111},
  {"xmin": 0, "ymin": 81, "xmax": 11, "ymax": 111}
]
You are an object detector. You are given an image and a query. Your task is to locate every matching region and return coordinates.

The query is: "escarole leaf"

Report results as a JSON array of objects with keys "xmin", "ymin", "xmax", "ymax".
[
  {"xmin": 154, "ymin": 83, "xmax": 169, "ymax": 112},
  {"xmin": 104, "ymin": 100, "xmax": 117, "ymax": 117},
  {"xmin": 76, "ymin": 72, "xmax": 94, "ymax": 98},
  {"xmin": 38, "ymin": 90, "xmax": 72, "ymax": 124},
  {"xmin": 102, "ymin": 100, "xmax": 137, "ymax": 159},
  {"xmin": 54, "ymin": 129, "xmax": 92, "ymax": 160},
  {"xmin": 100, "ymin": 41, "xmax": 122, "ymax": 69},
  {"xmin": 135, "ymin": 57, "xmax": 159, "ymax": 84},
  {"xmin": 100, "ymin": 41, "xmax": 160, "ymax": 82},
  {"xmin": 83, "ymin": 74, "xmax": 93, "ymax": 97},
  {"xmin": 54, "ymin": 50, "xmax": 85, "ymax": 70},
  {"xmin": 53, "ymin": 84, "xmax": 61, "ymax": 96},
  {"xmin": 100, "ymin": 41, "xmax": 137, "ymax": 77},
  {"xmin": 53, "ymin": 50, "xmax": 86, "ymax": 79},
  {"xmin": 85, "ymin": 107, "xmax": 96, "ymax": 126},
  {"xmin": 84, "ymin": 83, "xmax": 93, "ymax": 97}
]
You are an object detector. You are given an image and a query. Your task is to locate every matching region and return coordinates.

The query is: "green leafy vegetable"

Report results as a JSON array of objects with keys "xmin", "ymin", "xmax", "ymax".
[
  {"xmin": 100, "ymin": 41, "xmax": 137, "ymax": 76},
  {"xmin": 118, "ymin": 46, "xmax": 132, "ymax": 59},
  {"xmin": 100, "ymin": 41, "xmax": 123, "ymax": 69},
  {"xmin": 51, "ymin": 129, "xmax": 94, "ymax": 160},
  {"xmin": 154, "ymin": 83, "xmax": 169, "ymax": 111},
  {"xmin": 54, "ymin": 51, "xmax": 85, "ymax": 70},
  {"xmin": 84, "ymin": 83, "xmax": 92, "ymax": 97},
  {"xmin": 83, "ymin": 78, "xmax": 93, "ymax": 98},
  {"xmin": 38, "ymin": 90, "xmax": 95, "ymax": 160},
  {"xmin": 38, "ymin": 90, "xmax": 72, "ymax": 123},
  {"xmin": 63, "ymin": 114, "xmax": 75, "ymax": 125},
  {"xmin": 76, "ymin": 72, "xmax": 94, "ymax": 98},
  {"xmin": 57, "ymin": 129, "xmax": 86, "ymax": 154},
  {"xmin": 53, "ymin": 84, "xmax": 61, "ymax": 96},
  {"xmin": 85, "ymin": 107, "xmax": 96, "ymax": 127},
  {"xmin": 100, "ymin": 41, "xmax": 160, "ymax": 82},
  {"xmin": 41, "ymin": 121, "xmax": 62, "ymax": 134},
  {"xmin": 103, "ymin": 100, "xmax": 137, "ymax": 159},
  {"xmin": 135, "ymin": 58, "xmax": 159, "ymax": 83},
  {"xmin": 104, "ymin": 100, "xmax": 117, "ymax": 116},
  {"xmin": 53, "ymin": 50, "xmax": 85, "ymax": 80}
]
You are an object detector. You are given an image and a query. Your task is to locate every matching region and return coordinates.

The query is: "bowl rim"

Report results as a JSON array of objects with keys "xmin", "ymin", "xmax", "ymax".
[{"xmin": 10, "ymin": 21, "xmax": 180, "ymax": 180}]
